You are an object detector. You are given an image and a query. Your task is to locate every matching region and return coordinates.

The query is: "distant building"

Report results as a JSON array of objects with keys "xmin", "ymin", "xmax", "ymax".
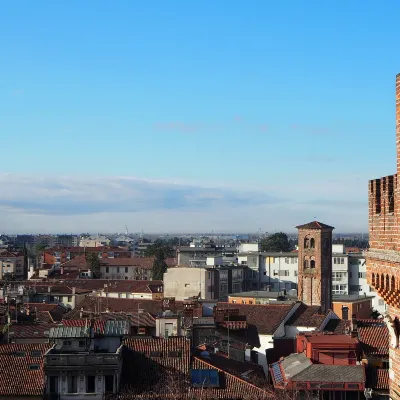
[
  {"xmin": 79, "ymin": 235, "xmax": 111, "ymax": 247},
  {"xmin": 0, "ymin": 249, "xmax": 25, "ymax": 280},
  {"xmin": 238, "ymin": 244, "xmax": 385, "ymax": 315},
  {"xmin": 55, "ymin": 235, "xmax": 79, "ymax": 247},
  {"xmin": 163, "ymin": 266, "xmax": 244, "ymax": 301},
  {"xmin": 42, "ymin": 246, "xmax": 131, "ymax": 268}
]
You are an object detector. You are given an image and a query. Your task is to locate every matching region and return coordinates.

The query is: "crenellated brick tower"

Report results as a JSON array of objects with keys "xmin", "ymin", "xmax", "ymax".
[
  {"xmin": 366, "ymin": 73, "xmax": 400, "ymax": 399},
  {"xmin": 296, "ymin": 221, "xmax": 334, "ymax": 314}
]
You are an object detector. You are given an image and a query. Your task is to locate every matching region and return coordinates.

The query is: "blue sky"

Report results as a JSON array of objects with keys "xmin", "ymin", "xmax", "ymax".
[{"xmin": 1, "ymin": 1, "xmax": 399, "ymax": 233}]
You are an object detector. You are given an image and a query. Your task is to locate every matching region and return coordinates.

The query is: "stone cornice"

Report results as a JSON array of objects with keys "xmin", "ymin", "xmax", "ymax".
[{"xmin": 366, "ymin": 249, "xmax": 400, "ymax": 264}]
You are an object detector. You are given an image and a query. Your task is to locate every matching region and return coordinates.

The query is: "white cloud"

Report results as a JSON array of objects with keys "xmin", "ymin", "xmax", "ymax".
[{"xmin": 0, "ymin": 173, "xmax": 368, "ymax": 233}]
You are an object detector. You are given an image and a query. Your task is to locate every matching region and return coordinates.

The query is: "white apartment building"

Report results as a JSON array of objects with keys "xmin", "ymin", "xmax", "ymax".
[{"xmin": 238, "ymin": 244, "xmax": 385, "ymax": 315}]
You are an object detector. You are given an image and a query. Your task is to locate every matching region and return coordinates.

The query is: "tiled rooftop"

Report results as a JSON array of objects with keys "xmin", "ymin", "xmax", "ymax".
[
  {"xmin": 68, "ymin": 295, "xmax": 183, "ymax": 317},
  {"xmin": 286, "ymin": 304, "xmax": 328, "ymax": 327},
  {"xmin": 216, "ymin": 302, "xmax": 296, "ymax": 334},
  {"xmin": 357, "ymin": 319, "xmax": 389, "ymax": 356},
  {"xmin": 0, "ymin": 343, "xmax": 51, "ymax": 396}
]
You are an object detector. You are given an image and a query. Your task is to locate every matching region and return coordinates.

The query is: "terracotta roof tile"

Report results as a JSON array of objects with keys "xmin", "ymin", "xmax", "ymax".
[
  {"xmin": 63, "ymin": 311, "xmax": 156, "ymax": 328},
  {"xmin": 7, "ymin": 323, "xmax": 56, "ymax": 338},
  {"xmin": 357, "ymin": 320, "xmax": 389, "ymax": 356},
  {"xmin": 67, "ymin": 295, "xmax": 183, "ymax": 317},
  {"xmin": 0, "ymin": 343, "xmax": 51, "ymax": 396},
  {"xmin": 370, "ymin": 368, "xmax": 389, "ymax": 390},
  {"xmin": 216, "ymin": 302, "xmax": 295, "ymax": 335},
  {"xmin": 100, "ymin": 257, "xmax": 154, "ymax": 268},
  {"xmin": 296, "ymin": 221, "xmax": 335, "ymax": 230},
  {"xmin": 120, "ymin": 337, "xmax": 274, "ymax": 399},
  {"xmin": 286, "ymin": 304, "xmax": 328, "ymax": 327}
]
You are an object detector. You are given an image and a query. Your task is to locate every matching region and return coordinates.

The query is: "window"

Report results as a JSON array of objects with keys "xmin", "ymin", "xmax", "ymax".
[
  {"xmin": 358, "ymin": 272, "xmax": 366, "ymax": 279},
  {"xmin": 284, "ymin": 258, "xmax": 289, "ymax": 264},
  {"xmin": 63, "ymin": 340, "xmax": 72, "ymax": 346},
  {"xmin": 29, "ymin": 364, "xmax": 40, "ymax": 370},
  {"xmin": 125, "ymin": 267, "xmax": 128, "ymax": 273},
  {"xmin": 279, "ymin": 270, "xmax": 289, "ymax": 276},
  {"xmin": 86, "ymin": 375, "xmax": 96, "ymax": 393},
  {"xmin": 303, "ymin": 259, "xmax": 308, "ymax": 269},
  {"xmin": 31, "ymin": 350, "xmax": 42, "ymax": 357},
  {"xmin": 310, "ymin": 260, "xmax": 315, "ymax": 268},
  {"xmin": 273, "ymin": 270, "xmax": 278, "ymax": 276},
  {"xmin": 310, "ymin": 238, "xmax": 315, "ymax": 248},
  {"xmin": 168, "ymin": 351, "xmax": 182, "ymax": 357},
  {"xmin": 333, "ymin": 272, "xmax": 347, "ymax": 281},
  {"xmin": 79, "ymin": 340, "xmax": 86, "ymax": 347},
  {"xmin": 333, "ymin": 284, "xmax": 347, "ymax": 295},
  {"xmin": 379, "ymin": 299, "xmax": 384, "ymax": 306},
  {"xmin": 15, "ymin": 351, "xmax": 26, "ymax": 357},
  {"xmin": 68, "ymin": 375, "xmax": 78, "ymax": 393},
  {"xmin": 294, "ymin": 271, "xmax": 298, "ymax": 276},
  {"xmin": 67, "ymin": 296, "xmax": 72, "ymax": 302},
  {"xmin": 49, "ymin": 376, "xmax": 58, "ymax": 394},
  {"xmin": 117, "ymin": 267, "xmax": 120, "ymax": 273},
  {"xmin": 150, "ymin": 351, "xmax": 162, "ymax": 357},
  {"xmin": 106, "ymin": 267, "xmax": 109, "ymax": 273},
  {"xmin": 105, "ymin": 375, "xmax": 114, "ymax": 393},
  {"xmin": 304, "ymin": 237, "xmax": 310, "ymax": 248}
]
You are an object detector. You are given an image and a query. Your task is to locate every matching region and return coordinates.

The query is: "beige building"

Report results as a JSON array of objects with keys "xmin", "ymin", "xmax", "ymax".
[
  {"xmin": 0, "ymin": 250, "xmax": 25, "ymax": 279},
  {"xmin": 163, "ymin": 267, "xmax": 217, "ymax": 301},
  {"xmin": 79, "ymin": 235, "xmax": 111, "ymax": 247}
]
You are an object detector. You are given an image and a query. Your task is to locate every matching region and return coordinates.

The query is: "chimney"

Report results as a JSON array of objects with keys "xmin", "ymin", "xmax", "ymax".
[
  {"xmin": 48, "ymin": 286, "xmax": 51, "ymax": 293},
  {"xmin": 72, "ymin": 287, "xmax": 76, "ymax": 295},
  {"xmin": 60, "ymin": 267, "xmax": 64, "ymax": 275},
  {"xmin": 397, "ymin": 73, "xmax": 400, "ymax": 174}
]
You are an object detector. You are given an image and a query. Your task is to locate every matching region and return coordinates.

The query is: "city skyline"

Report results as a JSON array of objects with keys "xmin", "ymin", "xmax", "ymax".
[{"xmin": 1, "ymin": 1, "xmax": 400, "ymax": 232}]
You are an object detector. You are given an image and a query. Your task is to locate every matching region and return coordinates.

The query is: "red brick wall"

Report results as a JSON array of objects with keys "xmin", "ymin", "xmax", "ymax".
[
  {"xmin": 367, "ymin": 73, "xmax": 400, "ymax": 400},
  {"xmin": 297, "ymin": 227, "xmax": 333, "ymax": 313}
]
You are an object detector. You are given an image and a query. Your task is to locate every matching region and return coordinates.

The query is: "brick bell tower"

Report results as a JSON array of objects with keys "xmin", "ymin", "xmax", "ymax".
[
  {"xmin": 296, "ymin": 221, "xmax": 334, "ymax": 314},
  {"xmin": 366, "ymin": 73, "xmax": 400, "ymax": 399}
]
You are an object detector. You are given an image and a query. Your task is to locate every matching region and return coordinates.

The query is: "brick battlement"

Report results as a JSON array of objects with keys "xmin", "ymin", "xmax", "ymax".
[{"xmin": 368, "ymin": 174, "xmax": 398, "ymax": 251}]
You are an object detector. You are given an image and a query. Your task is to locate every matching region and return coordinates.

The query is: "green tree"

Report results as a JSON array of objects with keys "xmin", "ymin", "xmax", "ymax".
[
  {"xmin": 145, "ymin": 239, "xmax": 175, "ymax": 259},
  {"xmin": 86, "ymin": 253, "xmax": 101, "ymax": 278},
  {"xmin": 260, "ymin": 232, "xmax": 291, "ymax": 252},
  {"xmin": 152, "ymin": 258, "xmax": 168, "ymax": 280},
  {"xmin": 145, "ymin": 239, "xmax": 175, "ymax": 280}
]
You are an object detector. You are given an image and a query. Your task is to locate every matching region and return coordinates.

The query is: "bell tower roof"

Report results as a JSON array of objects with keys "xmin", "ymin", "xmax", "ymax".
[{"xmin": 296, "ymin": 221, "xmax": 335, "ymax": 230}]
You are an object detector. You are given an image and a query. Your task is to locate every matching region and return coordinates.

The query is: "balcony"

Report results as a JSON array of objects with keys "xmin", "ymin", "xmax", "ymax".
[{"xmin": 45, "ymin": 352, "xmax": 120, "ymax": 369}]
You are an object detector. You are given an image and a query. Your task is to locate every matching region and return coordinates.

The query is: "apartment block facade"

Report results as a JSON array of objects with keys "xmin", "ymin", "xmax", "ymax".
[{"xmin": 238, "ymin": 244, "xmax": 385, "ymax": 315}]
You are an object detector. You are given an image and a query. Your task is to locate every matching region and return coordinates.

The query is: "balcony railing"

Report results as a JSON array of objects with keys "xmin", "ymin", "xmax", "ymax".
[{"xmin": 45, "ymin": 353, "xmax": 120, "ymax": 367}]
